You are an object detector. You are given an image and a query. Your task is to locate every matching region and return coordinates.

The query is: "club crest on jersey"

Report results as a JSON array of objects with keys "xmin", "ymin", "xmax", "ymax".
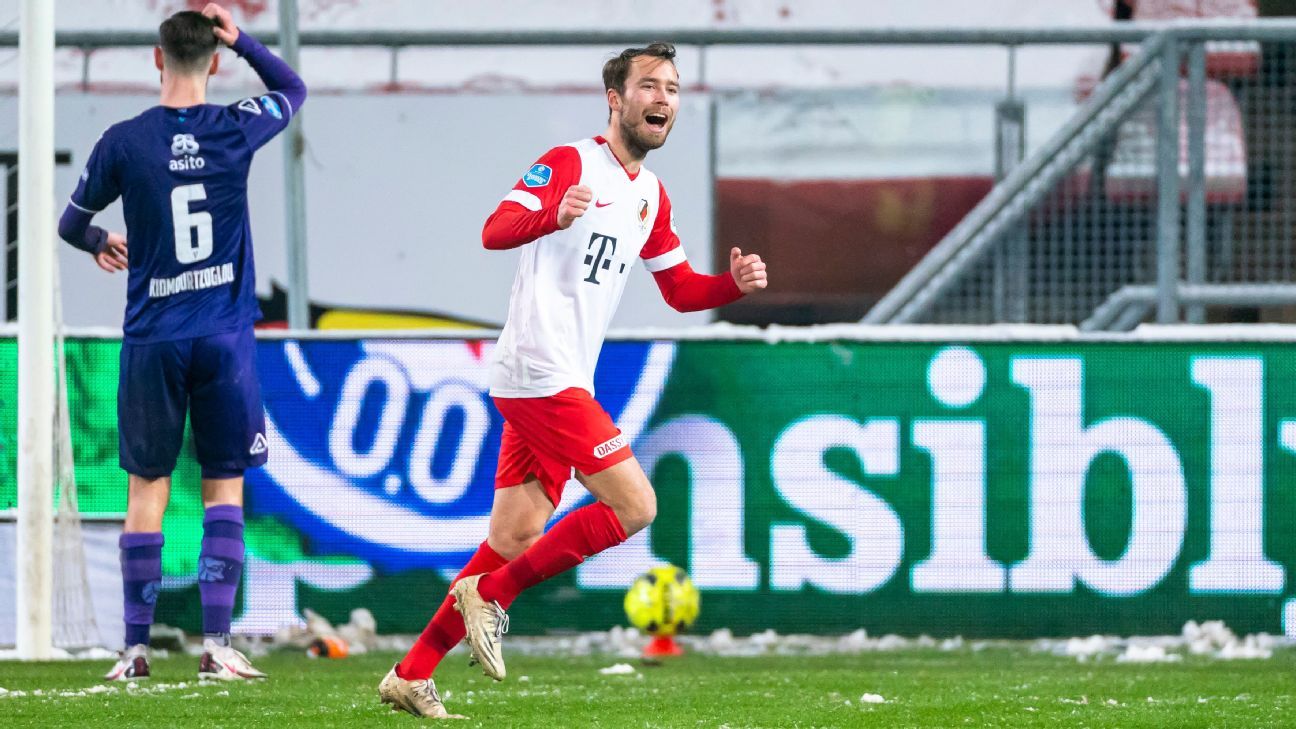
[
  {"xmin": 237, "ymin": 97, "xmax": 262, "ymax": 115},
  {"xmin": 169, "ymin": 133, "xmax": 205, "ymax": 171},
  {"xmin": 523, "ymin": 164, "xmax": 552, "ymax": 188},
  {"xmin": 637, "ymin": 199, "xmax": 650, "ymax": 232},
  {"xmin": 260, "ymin": 94, "xmax": 283, "ymax": 120}
]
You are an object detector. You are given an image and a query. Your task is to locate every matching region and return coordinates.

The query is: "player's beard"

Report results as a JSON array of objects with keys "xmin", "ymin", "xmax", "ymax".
[{"xmin": 619, "ymin": 115, "xmax": 671, "ymax": 161}]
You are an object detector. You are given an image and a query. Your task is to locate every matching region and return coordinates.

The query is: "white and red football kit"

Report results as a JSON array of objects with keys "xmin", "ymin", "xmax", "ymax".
[{"xmin": 483, "ymin": 136, "xmax": 741, "ymax": 504}]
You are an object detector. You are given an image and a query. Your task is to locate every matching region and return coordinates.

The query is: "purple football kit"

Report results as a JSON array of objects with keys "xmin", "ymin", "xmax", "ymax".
[
  {"xmin": 60, "ymin": 32, "xmax": 304, "ymax": 479},
  {"xmin": 58, "ymin": 28, "xmax": 305, "ymax": 657}
]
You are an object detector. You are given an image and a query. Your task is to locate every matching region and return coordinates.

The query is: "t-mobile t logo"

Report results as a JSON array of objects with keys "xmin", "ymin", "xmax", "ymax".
[{"xmin": 583, "ymin": 232, "xmax": 624, "ymax": 285}]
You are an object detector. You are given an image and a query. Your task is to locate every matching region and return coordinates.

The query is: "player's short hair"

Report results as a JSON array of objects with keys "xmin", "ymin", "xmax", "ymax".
[
  {"xmin": 602, "ymin": 42, "xmax": 678, "ymax": 95},
  {"xmin": 158, "ymin": 11, "xmax": 218, "ymax": 75}
]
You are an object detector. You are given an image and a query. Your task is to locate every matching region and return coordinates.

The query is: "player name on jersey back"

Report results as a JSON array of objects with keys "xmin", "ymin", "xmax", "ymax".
[{"xmin": 148, "ymin": 262, "xmax": 236, "ymax": 299}]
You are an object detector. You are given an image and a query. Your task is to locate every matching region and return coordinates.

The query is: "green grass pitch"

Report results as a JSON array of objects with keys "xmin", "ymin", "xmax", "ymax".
[{"xmin": 1, "ymin": 649, "xmax": 1292, "ymax": 727}]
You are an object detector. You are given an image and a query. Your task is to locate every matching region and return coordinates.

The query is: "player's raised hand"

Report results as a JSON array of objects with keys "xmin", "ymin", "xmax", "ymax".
[
  {"xmin": 729, "ymin": 247, "xmax": 768, "ymax": 294},
  {"xmin": 556, "ymin": 184, "xmax": 593, "ymax": 230},
  {"xmin": 202, "ymin": 3, "xmax": 240, "ymax": 46},
  {"xmin": 94, "ymin": 232, "xmax": 128, "ymax": 274}
]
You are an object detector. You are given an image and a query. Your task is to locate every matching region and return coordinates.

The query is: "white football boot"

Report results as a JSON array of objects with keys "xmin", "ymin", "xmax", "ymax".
[
  {"xmin": 197, "ymin": 638, "xmax": 268, "ymax": 680},
  {"xmin": 378, "ymin": 664, "xmax": 466, "ymax": 719},
  {"xmin": 103, "ymin": 644, "xmax": 150, "ymax": 681},
  {"xmin": 451, "ymin": 575, "xmax": 509, "ymax": 681}
]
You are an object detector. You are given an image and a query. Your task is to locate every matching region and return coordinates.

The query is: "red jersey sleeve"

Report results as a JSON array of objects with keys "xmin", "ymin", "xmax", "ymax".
[
  {"xmin": 482, "ymin": 145, "xmax": 582, "ymax": 250},
  {"xmin": 644, "ymin": 181, "xmax": 743, "ymax": 312}
]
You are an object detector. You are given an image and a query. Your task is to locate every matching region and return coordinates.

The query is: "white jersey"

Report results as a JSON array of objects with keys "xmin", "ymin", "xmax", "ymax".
[{"xmin": 488, "ymin": 136, "xmax": 685, "ymax": 398}]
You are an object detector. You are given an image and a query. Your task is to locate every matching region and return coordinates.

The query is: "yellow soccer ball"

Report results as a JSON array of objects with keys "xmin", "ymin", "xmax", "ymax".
[{"xmin": 623, "ymin": 565, "xmax": 700, "ymax": 636}]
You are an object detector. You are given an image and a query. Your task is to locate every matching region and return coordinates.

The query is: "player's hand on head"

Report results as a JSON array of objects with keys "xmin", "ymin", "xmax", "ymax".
[
  {"xmin": 729, "ymin": 247, "xmax": 768, "ymax": 294},
  {"xmin": 556, "ymin": 184, "xmax": 593, "ymax": 230},
  {"xmin": 202, "ymin": 3, "xmax": 240, "ymax": 46},
  {"xmin": 94, "ymin": 232, "xmax": 128, "ymax": 274}
]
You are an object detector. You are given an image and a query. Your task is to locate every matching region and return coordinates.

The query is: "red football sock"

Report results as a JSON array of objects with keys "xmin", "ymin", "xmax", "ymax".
[
  {"xmin": 476, "ymin": 501, "xmax": 628, "ymax": 606},
  {"xmin": 396, "ymin": 541, "xmax": 509, "ymax": 680}
]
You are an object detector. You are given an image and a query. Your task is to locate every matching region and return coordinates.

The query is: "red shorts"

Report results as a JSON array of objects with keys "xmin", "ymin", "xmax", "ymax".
[{"xmin": 492, "ymin": 387, "xmax": 633, "ymax": 506}]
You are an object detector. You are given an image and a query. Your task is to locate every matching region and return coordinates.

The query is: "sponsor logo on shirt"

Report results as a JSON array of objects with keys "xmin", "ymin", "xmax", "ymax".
[
  {"xmin": 583, "ymin": 232, "xmax": 623, "ymax": 285},
  {"xmin": 523, "ymin": 164, "xmax": 552, "ymax": 188},
  {"xmin": 169, "ymin": 133, "xmax": 205, "ymax": 171},
  {"xmin": 237, "ymin": 98, "xmax": 262, "ymax": 115},
  {"xmin": 250, "ymin": 432, "xmax": 268, "ymax": 455},
  {"xmin": 593, "ymin": 433, "xmax": 627, "ymax": 459},
  {"xmin": 169, "ymin": 156, "xmax": 206, "ymax": 171},
  {"xmin": 260, "ymin": 94, "xmax": 283, "ymax": 120},
  {"xmin": 171, "ymin": 133, "xmax": 200, "ymax": 156},
  {"xmin": 148, "ymin": 262, "xmax": 235, "ymax": 298},
  {"xmin": 171, "ymin": 133, "xmax": 198, "ymax": 156}
]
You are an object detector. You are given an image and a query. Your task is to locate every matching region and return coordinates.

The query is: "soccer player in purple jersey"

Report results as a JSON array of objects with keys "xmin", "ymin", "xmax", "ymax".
[{"xmin": 56, "ymin": 4, "xmax": 305, "ymax": 682}]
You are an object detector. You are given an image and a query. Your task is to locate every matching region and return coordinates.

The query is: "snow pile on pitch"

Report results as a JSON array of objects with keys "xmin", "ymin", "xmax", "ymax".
[
  {"xmin": 489, "ymin": 626, "xmax": 938, "ymax": 658},
  {"xmin": 598, "ymin": 663, "xmax": 637, "ymax": 675},
  {"xmin": 4, "ymin": 618, "xmax": 1286, "ymax": 665},
  {"xmin": 1116, "ymin": 644, "xmax": 1181, "ymax": 664},
  {"xmin": 488, "ymin": 620, "xmax": 1290, "ymax": 661},
  {"xmin": 0, "ymin": 646, "xmax": 130, "ymax": 662},
  {"xmin": 0, "ymin": 681, "xmax": 228, "ymax": 701},
  {"xmin": 1034, "ymin": 621, "xmax": 1285, "ymax": 663},
  {"xmin": 690, "ymin": 628, "xmax": 923, "ymax": 656},
  {"xmin": 267, "ymin": 608, "xmax": 390, "ymax": 654}
]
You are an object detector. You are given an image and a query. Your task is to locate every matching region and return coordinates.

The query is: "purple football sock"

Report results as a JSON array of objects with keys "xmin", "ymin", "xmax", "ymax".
[
  {"xmin": 119, "ymin": 531, "xmax": 163, "ymax": 649},
  {"xmin": 199, "ymin": 504, "xmax": 245, "ymax": 637}
]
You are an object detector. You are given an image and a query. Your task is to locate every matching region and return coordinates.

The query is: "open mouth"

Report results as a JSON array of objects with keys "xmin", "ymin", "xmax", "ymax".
[{"xmin": 645, "ymin": 112, "xmax": 669, "ymax": 132}]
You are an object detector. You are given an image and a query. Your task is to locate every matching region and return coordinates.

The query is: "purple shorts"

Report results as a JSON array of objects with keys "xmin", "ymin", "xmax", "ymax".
[{"xmin": 117, "ymin": 327, "xmax": 267, "ymax": 479}]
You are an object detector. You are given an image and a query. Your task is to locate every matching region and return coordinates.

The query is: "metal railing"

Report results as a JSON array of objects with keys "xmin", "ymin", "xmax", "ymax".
[
  {"xmin": 865, "ymin": 21, "xmax": 1296, "ymax": 328},
  {"xmin": 0, "ymin": 23, "xmax": 1282, "ymax": 92}
]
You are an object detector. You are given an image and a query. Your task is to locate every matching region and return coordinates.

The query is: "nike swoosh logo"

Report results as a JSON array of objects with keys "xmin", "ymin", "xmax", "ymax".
[{"xmin": 595, "ymin": 200, "xmax": 613, "ymax": 208}]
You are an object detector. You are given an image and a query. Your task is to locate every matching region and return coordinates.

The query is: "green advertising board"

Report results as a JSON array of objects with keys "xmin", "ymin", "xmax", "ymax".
[{"xmin": 1, "ymin": 334, "xmax": 1293, "ymax": 638}]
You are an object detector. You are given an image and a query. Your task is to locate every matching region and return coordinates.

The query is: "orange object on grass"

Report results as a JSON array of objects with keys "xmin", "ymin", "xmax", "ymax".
[
  {"xmin": 643, "ymin": 635, "xmax": 684, "ymax": 658},
  {"xmin": 307, "ymin": 636, "xmax": 350, "ymax": 659}
]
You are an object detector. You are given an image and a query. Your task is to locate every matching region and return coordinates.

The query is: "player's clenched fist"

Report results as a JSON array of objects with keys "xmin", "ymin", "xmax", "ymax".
[
  {"xmin": 729, "ymin": 247, "xmax": 768, "ymax": 294},
  {"xmin": 556, "ymin": 184, "xmax": 593, "ymax": 230}
]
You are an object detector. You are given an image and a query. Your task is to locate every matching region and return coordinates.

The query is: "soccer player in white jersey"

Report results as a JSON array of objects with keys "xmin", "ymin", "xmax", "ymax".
[{"xmin": 380, "ymin": 42, "xmax": 767, "ymax": 718}]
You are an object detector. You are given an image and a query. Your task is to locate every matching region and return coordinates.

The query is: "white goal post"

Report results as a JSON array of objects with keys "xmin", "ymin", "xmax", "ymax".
[{"xmin": 16, "ymin": 0, "xmax": 55, "ymax": 660}]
